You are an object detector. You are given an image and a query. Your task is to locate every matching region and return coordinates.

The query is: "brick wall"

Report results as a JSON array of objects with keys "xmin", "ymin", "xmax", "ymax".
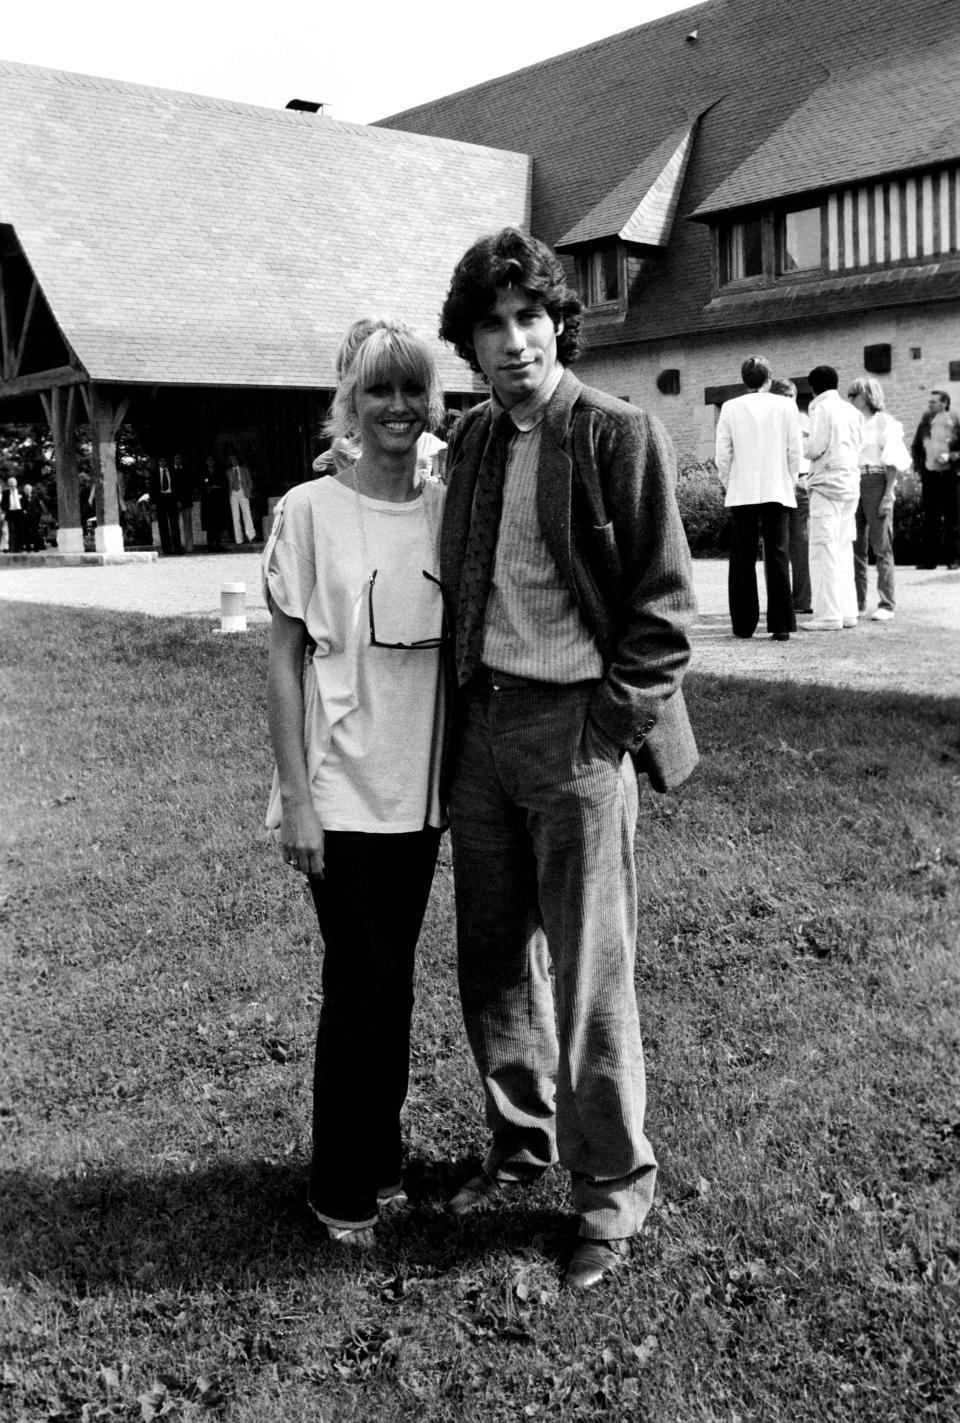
[{"xmin": 577, "ymin": 303, "xmax": 960, "ymax": 463}]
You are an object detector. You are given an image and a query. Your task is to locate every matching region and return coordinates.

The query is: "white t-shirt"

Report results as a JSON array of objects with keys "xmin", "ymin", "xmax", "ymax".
[{"xmin": 263, "ymin": 476, "xmax": 446, "ymax": 833}]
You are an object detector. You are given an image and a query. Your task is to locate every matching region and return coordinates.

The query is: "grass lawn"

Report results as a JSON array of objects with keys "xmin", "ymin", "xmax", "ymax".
[{"xmin": 1, "ymin": 601, "xmax": 958, "ymax": 1423}]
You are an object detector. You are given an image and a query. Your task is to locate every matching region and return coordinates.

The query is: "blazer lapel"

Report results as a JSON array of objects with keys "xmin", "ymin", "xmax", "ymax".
[
  {"xmin": 439, "ymin": 403, "xmax": 492, "ymax": 616},
  {"xmin": 536, "ymin": 369, "xmax": 582, "ymax": 591}
]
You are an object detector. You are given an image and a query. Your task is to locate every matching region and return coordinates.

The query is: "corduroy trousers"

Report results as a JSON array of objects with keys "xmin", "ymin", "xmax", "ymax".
[{"xmin": 449, "ymin": 676, "xmax": 657, "ymax": 1240}]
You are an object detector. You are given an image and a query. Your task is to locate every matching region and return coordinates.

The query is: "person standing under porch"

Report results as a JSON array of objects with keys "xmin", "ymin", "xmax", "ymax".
[
  {"xmin": 227, "ymin": 453, "xmax": 256, "ymax": 545},
  {"xmin": 716, "ymin": 356, "xmax": 802, "ymax": 642},
  {"xmin": 149, "ymin": 458, "xmax": 182, "ymax": 556},
  {"xmin": 801, "ymin": 365, "xmax": 862, "ymax": 632},
  {"xmin": 1, "ymin": 477, "xmax": 24, "ymax": 552}
]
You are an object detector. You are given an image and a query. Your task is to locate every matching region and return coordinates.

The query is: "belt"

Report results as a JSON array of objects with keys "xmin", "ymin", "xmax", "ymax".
[
  {"xmin": 470, "ymin": 666, "xmax": 599, "ymax": 693},
  {"xmin": 862, "ymin": 465, "xmax": 887, "ymax": 474}
]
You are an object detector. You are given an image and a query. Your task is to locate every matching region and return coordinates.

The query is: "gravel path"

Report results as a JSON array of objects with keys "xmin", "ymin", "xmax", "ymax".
[
  {"xmin": 689, "ymin": 560, "xmax": 959, "ymax": 697},
  {"xmin": 2, "ymin": 552, "xmax": 958, "ymax": 698}
]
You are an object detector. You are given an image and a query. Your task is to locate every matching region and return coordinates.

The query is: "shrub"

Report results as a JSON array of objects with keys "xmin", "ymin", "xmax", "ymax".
[
  {"xmin": 674, "ymin": 455, "xmax": 926, "ymax": 565},
  {"xmin": 675, "ymin": 455, "xmax": 728, "ymax": 554},
  {"xmin": 892, "ymin": 468, "xmax": 923, "ymax": 563}
]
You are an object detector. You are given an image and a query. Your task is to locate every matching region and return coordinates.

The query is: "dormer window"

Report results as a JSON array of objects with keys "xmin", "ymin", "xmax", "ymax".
[{"xmin": 575, "ymin": 247, "xmax": 622, "ymax": 308}]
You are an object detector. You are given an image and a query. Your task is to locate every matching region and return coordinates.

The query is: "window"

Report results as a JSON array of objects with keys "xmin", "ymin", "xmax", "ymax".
[
  {"xmin": 779, "ymin": 207, "xmax": 822, "ymax": 272},
  {"xmin": 716, "ymin": 165, "xmax": 960, "ymax": 290},
  {"xmin": 576, "ymin": 248, "xmax": 621, "ymax": 307},
  {"xmin": 720, "ymin": 218, "xmax": 762, "ymax": 282}
]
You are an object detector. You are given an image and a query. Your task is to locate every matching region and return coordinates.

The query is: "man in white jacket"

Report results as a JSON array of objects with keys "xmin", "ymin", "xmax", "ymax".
[
  {"xmin": 716, "ymin": 355, "xmax": 803, "ymax": 641},
  {"xmin": 802, "ymin": 365, "xmax": 863, "ymax": 631}
]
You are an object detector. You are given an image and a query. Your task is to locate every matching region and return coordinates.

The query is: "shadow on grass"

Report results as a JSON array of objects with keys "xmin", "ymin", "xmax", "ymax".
[{"xmin": 0, "ymin": 1156, "xmax": 571, "ymax": 1294}]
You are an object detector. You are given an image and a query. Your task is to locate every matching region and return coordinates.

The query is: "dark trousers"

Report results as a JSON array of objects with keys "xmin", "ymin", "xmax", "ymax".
[
  {"xmin": 789, "ymin": 487, "xmax": 811, "ymax": 611},
  {"xmin": 4, "ymin": 510, "xmax": 24, "ymax": 552},
  {"xmin": 155, "ymin": 494, "xmax": 182, "ymax": 555},
  {"xmin": 920, "ymin": 470, "xmax": 960, "ymax": 565},
  {"xmin": 307, "ymin": 827, "xmax": 440, "ymax": 1228},
  {"xmin": 728, "ymin": 503, "xmax": 795, "ymax": 637},
  {"xmin": 854, "ymin": 471, "xmax": 896, "ymax": 610}
]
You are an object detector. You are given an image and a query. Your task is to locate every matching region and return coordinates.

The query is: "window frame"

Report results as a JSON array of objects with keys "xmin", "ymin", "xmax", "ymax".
[
  {"xmin": 574, "ymin": 244, "xmax": 625, "ymax": 312},
  {"xmin": 719, "ymin": 215, "xmax": 766, "ymax": 286},
  {"xmin": 776, "ymin": 204, "xmax": 825, "ymax": 276}
]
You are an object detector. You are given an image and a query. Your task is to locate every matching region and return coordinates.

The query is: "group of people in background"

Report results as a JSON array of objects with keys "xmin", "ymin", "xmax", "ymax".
[
  {"xmin": 0, "ymin": 475, "xmax": 47, "ymax": 552},
  {"xmin": 144, "ymin": 450, "xmax": 257, "ymax": 556},
  {"xmin": 715, "ymin": 356, "xmax": 955, "ymax": 639}
]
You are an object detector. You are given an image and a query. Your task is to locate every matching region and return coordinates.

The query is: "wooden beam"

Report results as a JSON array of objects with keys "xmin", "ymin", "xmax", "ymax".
[
  {"xmin": 0, "ymin": 363, "xmax": 85, "ymax": 399},
  {"xmin": 87, "ymin": 383, "xmax": 130, "ymax": 537},
  {"xmin": 39, "ymin": 382, "xmax": 82, "ymax": 536},
  {"xmin": 112, "ymin": 393, "xmax": 133, "ymax": 436},
  {"xmin": 0, "ymin": 259, "xmax": 10, "ymax": 381},
  {"xmin": 11, "ymin": 278, "xmax": 38, "ymax": 379}
]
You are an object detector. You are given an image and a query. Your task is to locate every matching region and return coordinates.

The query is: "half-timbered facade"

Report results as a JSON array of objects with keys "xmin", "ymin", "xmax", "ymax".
[{"xmin": 379, "ymin": 0, "xmax": 960, "ymax": 460}]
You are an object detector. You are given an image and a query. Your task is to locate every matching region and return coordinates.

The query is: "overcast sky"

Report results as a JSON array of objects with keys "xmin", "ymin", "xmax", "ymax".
[{"xmin": 3, "ymin": 0, "xmax": 699, "ymax": 124}]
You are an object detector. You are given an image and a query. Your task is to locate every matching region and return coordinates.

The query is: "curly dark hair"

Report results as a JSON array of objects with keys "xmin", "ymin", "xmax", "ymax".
[{"xmin": 439, "ymin": 227, "xmax": 583, "ymax": 374}]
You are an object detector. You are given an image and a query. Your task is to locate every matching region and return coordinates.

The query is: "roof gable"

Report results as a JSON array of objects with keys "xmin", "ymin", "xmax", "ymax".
[
  {"xmin": 0, "ymin": 60, "xmax": 530, "ymax": 390},
  {"xmin": 557, "ymin": 119, "xmax": 701, "ymax": 249}
]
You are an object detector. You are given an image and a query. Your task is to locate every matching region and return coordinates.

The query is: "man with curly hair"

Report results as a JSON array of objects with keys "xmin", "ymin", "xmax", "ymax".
[{"xmin": 437, "ymin": 227, "xmax": 697, "ymax": 1291}]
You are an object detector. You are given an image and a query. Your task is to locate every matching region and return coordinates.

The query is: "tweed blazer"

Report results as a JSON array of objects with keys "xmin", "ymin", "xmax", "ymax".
[{"xmin": 440, "ymin": 369, "xmax": 698, "ymax": 792}]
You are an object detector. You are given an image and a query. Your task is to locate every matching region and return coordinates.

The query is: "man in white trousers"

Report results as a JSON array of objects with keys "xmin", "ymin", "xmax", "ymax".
[
  {"xmin": 802, "ymin": 365, "xmax": 862, "ymax": 631},
  {"xmin": 226, "ymin": 453, "xmax": 256, "ymax": 545}
]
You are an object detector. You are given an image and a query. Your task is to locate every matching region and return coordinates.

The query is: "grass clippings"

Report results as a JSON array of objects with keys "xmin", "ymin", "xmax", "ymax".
[{"xmin": 1, "ymin": 601, "xmax": 958, "ymax": 1422}]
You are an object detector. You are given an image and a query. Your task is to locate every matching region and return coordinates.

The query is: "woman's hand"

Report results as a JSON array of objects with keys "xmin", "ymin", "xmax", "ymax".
[
  {"xmin": 280, "ymin": 800, "xmax": 325, "ymax": 878},
  {"xmin": 879, "ymin": 494, "xmax": 894, "ymax": 516}
]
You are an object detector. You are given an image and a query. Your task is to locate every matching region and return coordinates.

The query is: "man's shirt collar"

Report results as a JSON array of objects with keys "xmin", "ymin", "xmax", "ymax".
[{"xmin": 494, "ymin": 363, "xmax": 565, "ymax": 433}]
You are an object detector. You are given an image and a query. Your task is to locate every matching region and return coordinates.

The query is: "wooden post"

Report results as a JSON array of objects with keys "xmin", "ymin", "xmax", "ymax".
[
  {"xmin": 39, "ymin": 385, "xmax": 83, "ymax": 553},
  {"xmin": 83, "ymin": 383, "xmax": 131, "ymax": 554}
]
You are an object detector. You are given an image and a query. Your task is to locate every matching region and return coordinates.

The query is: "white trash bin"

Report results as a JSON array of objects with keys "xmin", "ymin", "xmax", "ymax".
[{"xmin": 219, "ymin": 582, "xmax": 247, "ymax": 634}]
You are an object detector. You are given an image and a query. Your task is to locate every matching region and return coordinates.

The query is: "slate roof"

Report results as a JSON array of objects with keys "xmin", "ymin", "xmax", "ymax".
[
  {"xmin": 694, "ymin": 40, "xmax": 960, "ymax": 217},
  {"xmin": 377, "ymin": 0, "xmax": 960, "ymax": 346},
  {"xmin": 0, "ymin": 60, "xmax": 530, "ymax": 391}
]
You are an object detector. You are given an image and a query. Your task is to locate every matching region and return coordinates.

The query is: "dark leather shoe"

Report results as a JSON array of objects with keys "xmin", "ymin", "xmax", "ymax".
[
  {"xmin": 563, "ymin": 1237, "xmax": 630, "ymax": 1290},
  {"xmin": 448, "ymin": 1172, "xmax": 523, "ymax": 1217},
  {"xmin": 771, "ymin": 632, "xmax": 790, "ymax": 641}
]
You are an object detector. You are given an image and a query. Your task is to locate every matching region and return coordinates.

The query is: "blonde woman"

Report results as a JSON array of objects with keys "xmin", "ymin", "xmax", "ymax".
[
  {"xmin": 847, "ymin": 377, "xmax": 908, "ymax": 622},
  {"xmin": 264, "ymin": 323, "xmax": 447, "ymax": 1249}
]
